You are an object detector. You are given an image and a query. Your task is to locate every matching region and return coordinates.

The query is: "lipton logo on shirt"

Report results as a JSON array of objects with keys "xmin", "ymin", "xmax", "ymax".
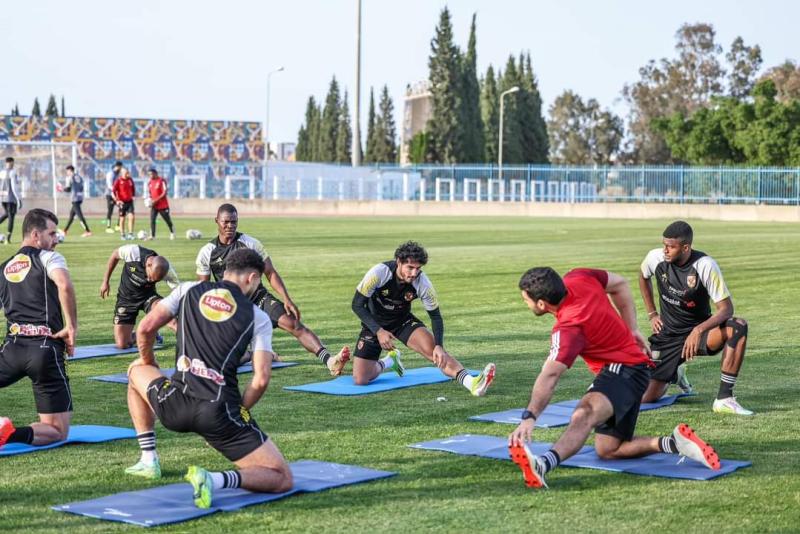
[
  {"xmin": 198, "ymin": 288, "xmax": 237, "ymax": 322},
  {"xmin": 4, "ymin": 254, "xmax": 32, "ymax": 283}
]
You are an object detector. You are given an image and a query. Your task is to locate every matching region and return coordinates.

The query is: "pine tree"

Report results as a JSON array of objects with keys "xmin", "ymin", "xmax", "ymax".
[
  {"xmin": 364, "ymin": 88, "xmax": 377, "ymax": 163},
  {"xmin": 31, "ymin": 98, "xmax": 41, "ymax": 117},
  {"xmin": 458, "ymin": 14, "xmax": 484, "ymax": 162},
  {"xmin": 296, "ymin": 96, "xmax": 320, "ymax": 161},
  {"xmin": 372, "ymin": 85, "xmax": 397, "ymax": 163},
  {"xmin": 60, "ymin": 95, "xmax": 65, "ymax": 117},
  {"xmin": 498, "ymin": 56, "xmax": 523, "ymax": 163},
  {"xmin": 481, "ymin": 65, "xmax": 499, "ymax": 162},
  {"xmin": 45, "ymin": 94, "xmax": 59, "ymax": 118},
  {"xmin": 318, "ymin": 77, "xmax": 341, "ymax": 162},
  {"xmin": 11, "ymin": 103, "xmax": 20, "ymax": 116},
  {"xmin": 426, "ymin": 7, "xmax": 462, "ymax": 163},
  {"xmin": 519, "ymin": 52, "xmax": 549, "ymax": 162},
  {"xmin": 336, "ymin": 90, "xmax": 353, "ymax": 163}
]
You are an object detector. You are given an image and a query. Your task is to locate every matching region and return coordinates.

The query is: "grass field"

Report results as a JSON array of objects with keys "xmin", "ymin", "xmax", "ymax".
[{"xmin": 1, "ymin": 215, "xmax": 799, "ymax": 533}]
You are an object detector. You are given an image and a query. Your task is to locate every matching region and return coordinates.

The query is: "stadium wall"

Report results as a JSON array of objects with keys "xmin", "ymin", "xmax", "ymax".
[{"xmin": 32, "ymin": 199, "xmax": 800, "ymax": 223}]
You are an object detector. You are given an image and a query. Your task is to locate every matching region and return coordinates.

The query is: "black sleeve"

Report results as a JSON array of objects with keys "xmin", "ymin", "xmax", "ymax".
[
  {"xmin": 427, "ymin": 307, "xmax": 444, "ymax": 346},
  {"xmin": 352, "ymin": 292, "xmax": 382, "ymax": 334}
]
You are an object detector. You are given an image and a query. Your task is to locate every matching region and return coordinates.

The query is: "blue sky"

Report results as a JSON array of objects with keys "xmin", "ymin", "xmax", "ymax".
[{"xmin": 2, "ymin": 1, "xmax": 797, "ymax": 144}]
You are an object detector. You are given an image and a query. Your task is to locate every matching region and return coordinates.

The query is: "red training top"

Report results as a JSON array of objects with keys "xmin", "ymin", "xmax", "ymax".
[
  {"xmin": 112, "ymin": 177, "xmax": 135, "ymax": 203},
  {"xmin": 548, "ymin": 268, "xmax": 652, "ymax": 374},
  {"xmin": 148, "ymin": 176, "xmax": 169, "ymax": 210}
]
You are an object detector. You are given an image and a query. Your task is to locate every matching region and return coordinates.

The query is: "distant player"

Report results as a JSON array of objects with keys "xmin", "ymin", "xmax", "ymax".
[
  {"xmin": 104, "ymin": 161, "xmax": 122, "ymax": 233},
  {"xmin": 508, "ymin": 267, "xmax": 720, "ymax": 489},
  {"xmin": 60, "ymin": 165, "xmax": 92, "ymax": 237},
  {"xmin": 146, "ymin": 168, "xmax": 175, "ymax": 240},
  {"xmin": 125, "ymin": 249, "xmax": 292, "ymax": 508},
  {"xmin": 100, "ymin": 244, "xmax": 179, "ymax": 348},
  {"xmin": 195, "ymin": 203, "xmax": 349, "ymax": 375},
  {"xmin": 351, "ymin": 241, "xmax": 495, "ymax": 396},
  {"xmin": 0, "ymin": 209, "xmax": 78, "ymax": 449},
  {"xmin": 640, "ymin": 220, "xmax": 752, "ymax": 415},
  {"xmin": 112, "ymin": 167, "xmax": 136, "ymax": 240},
  {"xmin": 0, "ymin": 157, "xmax": 21, "ymax": 242}
]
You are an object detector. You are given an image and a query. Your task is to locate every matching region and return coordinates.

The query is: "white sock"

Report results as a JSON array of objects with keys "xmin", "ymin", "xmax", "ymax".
[
  {"xmin": 140, "ymin": 450, "xmax": 158, "ymax": 465},
  {"xmin": 460, "ymin": 374, "xmax": 476, "ymax": 391},
  {"xmin": 379, "ymin": 355, "xmax": 394, "ymax": 371},
  {"xmin": 210, "ymin": 472, "xmax": 225, "ymax": 490}
]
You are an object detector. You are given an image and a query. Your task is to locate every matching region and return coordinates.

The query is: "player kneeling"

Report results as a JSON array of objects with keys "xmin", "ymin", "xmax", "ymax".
[{"xmin": 125, "ymin": 249, "xmax": 292, "ymax": 508}]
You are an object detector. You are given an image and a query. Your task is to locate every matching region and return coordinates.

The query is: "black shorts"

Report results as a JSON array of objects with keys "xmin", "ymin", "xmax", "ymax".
[
  {"xmin": 255, "ymin": 291, "xmax": 287, "ymax": 328},
  {"xmin": 589, "ymin": 363, "xmax": 651, "ymax": 441},
  {"xmin": 649, "ymin": 330, "xmax": 721, "ymax": 383},
  {"xmin": 354, "ymin": 315, "xmax": 427, "ymax": 360},
  {"xmin": 146, "ymin": 376, "xmax": 267, "ymax": 462},
  {"xmin": 0, "ymin": 336, "xmax": 72, "ymax": 414},
  {"xmin": 114, "ymin": 293, "xmax": 161, "ymax": 325},
  {"xmin": 119, "ymin": 200, "xmax": 134, "ymax": 216}
]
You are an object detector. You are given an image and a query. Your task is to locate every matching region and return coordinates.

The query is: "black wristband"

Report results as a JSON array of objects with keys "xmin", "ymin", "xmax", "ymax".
[{"xmin": 521, "ymin": 410, "xmax": 536, "ymax": 421}]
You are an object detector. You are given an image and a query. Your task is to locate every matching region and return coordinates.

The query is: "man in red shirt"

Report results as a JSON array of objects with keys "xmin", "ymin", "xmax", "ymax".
[
  {"xmin": 508, "ymin": 267, "xmax": 720, "ymax": 489},
  {"xmin": 146, "ymin": 169, "xmax": 175, "ymax": 240},
  {"xmin": 112, "ymin": 168, "xmax": 136, "ymax": 240}
]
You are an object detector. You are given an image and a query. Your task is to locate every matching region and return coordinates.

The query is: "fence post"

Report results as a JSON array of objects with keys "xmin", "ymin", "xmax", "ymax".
[
  {"xmin": 272, "ymin": 174, "xmax": 279, "ymax": 200},
  {"xmin": 317, "ymin": 176, "xmax": 323, "ymax": 201},
  {"xmin": 757, "ymin": 167, "xmax": 762, "ymax": 204},
  {"xmin": 679, "ymin": 165, "xmax": 685, "ymax": 204},
  {"xmin": 402, "ymin": 173, "xmax": 409, "ymax": 201},
  {"xmin": 295, "ymin": 178, "xmax": 302, "ymax": 200},
  {"xmin": 377, "ymin": 172, "xmax": 383, "ymax": 201},
  {"xmin": 640, "ymin": 165, "xmax": 645, "ymax": 203},
  {"xmin": 526, "ymin": 164, "xmax": 532, "ymax": 202}
]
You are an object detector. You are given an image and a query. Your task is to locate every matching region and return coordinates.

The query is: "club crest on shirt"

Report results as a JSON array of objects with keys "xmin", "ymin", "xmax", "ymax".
[
  {"xmin": 404, "ymin": 291, "xmax": 415, "ymax": 302},
  {"xmin": 4, "ymin": 254, "xmax": 32, "ymax": 283},
  {"xmin": 199, "ymin": 288, "xmax": 237, "ymax": 322},
  {"xmin": 686, "ymin": 274, "xmax": 697, "ymax": 288}
]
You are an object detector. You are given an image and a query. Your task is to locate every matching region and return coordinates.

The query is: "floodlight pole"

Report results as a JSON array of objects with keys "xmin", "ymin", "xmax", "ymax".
[
  {"xmin": 352, "ymin": 0, "xmax": 362, "ymax": 167},
  {"xmin": 498, "ymin": 86, "xmax": 520, "ymax": 201}
]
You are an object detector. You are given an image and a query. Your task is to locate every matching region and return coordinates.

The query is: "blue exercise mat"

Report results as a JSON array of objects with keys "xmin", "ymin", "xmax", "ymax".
[
  {"xmin": 410, "ymin": 434, "xmax": 751, "ymax": 481},
  {"xmin": 89, "ymin": 361, "xmax": 299, "ymax": 384},
  {"xmin": 284, "ymin": 366, "xmax": 475, "ymax": 396},
  {"xmin": 470, "ymin": 394, "xmax": 689, "ymax": 427},
  {"xmin": 52, "ymin": 460, "xmax": 396, "ymax": 527},
  {"xmin": 71, "ymin": 343, "xmax": 164, "ymax": 361},
  {"xmin": 0, "ymin": 425, "xmax": 135, "ymax": 457}
]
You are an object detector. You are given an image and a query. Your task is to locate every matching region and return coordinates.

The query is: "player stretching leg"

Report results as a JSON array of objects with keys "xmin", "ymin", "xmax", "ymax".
[
  {"xmin": 350, "ymin": 241, "xmax": 495, "ymax": 396},
  {"xmin": 196, "ymin": 204, "xmax": 349, "ymax": 375},
  {"xmin": 640, "ymin": 221, "xmax": 752, "ymax": 415},
  {"xmin": 125, "ymin": 249, "xmax": 292, "ymax": 507},
  {"xmin": 508, "ymin": 267, "xmax": 720, "ymax": 489},
  {"xmin": 0, "ymin": 209, "xmax": 78, "ymax": 450}
]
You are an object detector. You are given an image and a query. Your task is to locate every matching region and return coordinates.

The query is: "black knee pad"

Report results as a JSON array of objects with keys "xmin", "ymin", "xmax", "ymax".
[{"xmin": 725, "ymin": 317, "xmax": 748, "ymax": 348}]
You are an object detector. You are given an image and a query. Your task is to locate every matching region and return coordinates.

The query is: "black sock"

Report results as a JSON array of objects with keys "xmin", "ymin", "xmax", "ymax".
[
  {"xmin": 137, "ymin": 431, "xmax": 156, "ymax": 452},
  {"xmin": 718, "ymin": 372, "xmax": 737, "ymax": 399},
  {"xmin": 541, "ymin": 449, "xmax": 561, "ymax": 473},
  {"xmin": 455, "ymin": 369, "xmax": 469, "ymax": 385},
  {"xmin": 316, "ymin": 347, "xmax": 331, "ymax": 365},
  {"xmin": 8, "ymin": 426, "xmax": 34, "ymax": 444},
  {"xmin": 659, "ymin": 436, "xmax": 677, "ymax": 454},
  {"xmin": 222, "ymin": 470, "xmax": 242, "ymax": 489}
]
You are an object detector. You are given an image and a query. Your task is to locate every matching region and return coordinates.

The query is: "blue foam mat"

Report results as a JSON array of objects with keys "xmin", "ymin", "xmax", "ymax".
[
  {"xmin": 284, "ymin": 366, "xmax": 475, "ymax": 396},
  {"xmin": 72, "ymin": 343, "xmax": 164, "ymax": 361},
  {"xmin": 89, "ymin": 361, "xmax": 299, "ymax": 384},
  {"xmin": 52, "ymin": 460, "xmax": 396, "ymax": 527},
  {"xmin": 0, "ymin": 425, "xmax": 135, "ymax": 457},
  {"xmin": 470, "ymin": 394, "xmax": 689, "ymax": 427},
  {"xmin": 410, "ymin": 434, "xmax": 751, "ymax": 481}
]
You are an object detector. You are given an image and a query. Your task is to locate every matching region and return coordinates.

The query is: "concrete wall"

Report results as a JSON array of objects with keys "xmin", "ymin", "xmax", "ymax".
[{"xmin": 32, "ymin": 198, "xmax": 800, "ymax": 223}]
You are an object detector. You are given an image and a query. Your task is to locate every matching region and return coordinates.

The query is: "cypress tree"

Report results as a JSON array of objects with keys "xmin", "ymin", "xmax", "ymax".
[
  {"xmin": 318, "ymin": 77, "xmax": 341, "ymax": 162},
  {"xmin": 426, "ymin": 7, "xmax": 461, "ymax": 163},
  {"xmin": 373, "ymin": 85, "xmax": 397, "ymax": 163},
  {"xmin": 364, "ymin": 88, "xmax": 377, "ymax": 163},
  {"xmin": 519, "ymin": 52, "xmax": 549, "ymax": 162},
  {"xmin": 45, "ymin": 94, "xmax": 59, "ymax": 118},
  {"xmin": 481, "ymin": 65, "xmax": 499, "ymax": 162},
  {"xmin": 459, "ymin": 13, "xmax": 484, "ymax": 162},
  {"xmin": 296, "ymin": 96, "xmax": 320, "ymax": 161},
  {"xmin": 498, "ymin": 56, "xmax": 523, "ymax": 163},
  {"xmin": 31, "ymin": 98, "xmax": 41, "ymax": 117},
  {"xmin": 336, "ymin": 90, "xmax": 353, "ymax": 163}
]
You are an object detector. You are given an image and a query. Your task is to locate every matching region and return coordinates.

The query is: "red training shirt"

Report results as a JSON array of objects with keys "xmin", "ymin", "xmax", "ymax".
[
  {"xmin": 148, "ymin": 176, "xmax": 169, "ymax": 210},
  {"xmin": 548, "ymin": 268, "xmax": 652, "ymax": 374},
  {"xmin": 112, "ymin": 177, "xmax": 135, "ymax": 203}
]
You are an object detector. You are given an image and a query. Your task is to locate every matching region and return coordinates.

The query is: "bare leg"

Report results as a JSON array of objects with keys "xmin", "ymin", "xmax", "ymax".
[
  {"xmin": 234, "ymin": 438, "xmax": 293, "ymax": 493},
  {"xmin": 594, "ymin": 433, "xmax": 660, "ymax": 460},
  {"xmin": 127, "ymin": 364, "xmax": 163, "ymax": 434},
  {"xmin": 706, "ymin": 320, "xmax": 747, "ymax": 376},
  {"xmin": 551, "ymin": 392, "xmax": 614, "ymax": 460},
  {"xmin": 352, "ymin": 357, "xmax": 383, "ymax": 385},
  {"xmin": 277, "ymin": 314, "xmax": 323, "ymax": 355},
  {"xmin": 114, "ymin": 324, "xmax": 135, "ymax": 349},
  {"xmin": 405, "ymin": 327, "xmax": 464, "ymax": 378},
  {"xmin": 31, "ymin": 412, "xmax": 71, "ymax": 445},
  {"xmin": 641, "ymin": 380, "xmax": 669, "ymax": 403}
]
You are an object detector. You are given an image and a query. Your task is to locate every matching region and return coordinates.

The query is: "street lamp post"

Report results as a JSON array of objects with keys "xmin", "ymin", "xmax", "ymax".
[
  {"xmin": 498, "ymin": 86, "xmax": 520, "ymax": 202},
  {"xmin": 352, "ymin": 0, "xmax": 362, "ymax": 167},
  {"xmin": 265, "ymin": 66, "xmax": 285, "ymax": 161}
]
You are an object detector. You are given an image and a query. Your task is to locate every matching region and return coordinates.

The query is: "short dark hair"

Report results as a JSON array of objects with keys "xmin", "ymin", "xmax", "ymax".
[
  {"xmin": 22, "ymin": 209, "xmax": 58, "ymax": 237},
  {"xmin": 217, "ymin": 203, "xmax": 238, "ymax": 217},
  {"xmin": 113, "ymin": 161, "xmax": 123, "ymax": 168},
  {"xmin": 519, "ymin": 267, "xmax": 566, "ymax": 305},
  {"xmin": 5, "ymin": 157, "xmax": 13, "ymax": 163},
  {"xmin": 66, "ymin": 164, "xmax": 75, "ymax": 171},
  {"xmin": 148, "ymin": 167, "xmax": 157, "ymax": 174},
  {"xmin": 663, "ymin": 220, "xmax": 693, "ymax": 244},
  {"xmin": 225, "ymin": 249, "xmax": 265, "ymax": 275},
  {"xmin": 395, "ymin": 241, "xmax": 428, "ymax": 265}
]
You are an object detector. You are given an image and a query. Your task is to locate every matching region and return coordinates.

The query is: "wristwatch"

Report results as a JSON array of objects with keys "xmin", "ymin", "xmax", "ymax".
[{"xmin": 521, "ymin": 410, "xmax": 536, "ymax": 421}]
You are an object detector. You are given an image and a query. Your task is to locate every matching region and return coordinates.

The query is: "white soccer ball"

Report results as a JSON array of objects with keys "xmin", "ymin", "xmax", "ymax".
[
  {"xmin": 56, "ymin": 230, "xmax": 66, "ymax": 243},
  {"xmin": 0, "ymin": 234, "xmax": 6, "ymax": 244},
  {"xmin": 185, "ymin": 229, "xmax": 203, "ymax": 240},
  {"xmin": 144, "ymin": 197, "xmax": 153, "ymax": 208},
  {"xmin": 137, "ymin": 230, "xmax": 148, "ymax": 240}
]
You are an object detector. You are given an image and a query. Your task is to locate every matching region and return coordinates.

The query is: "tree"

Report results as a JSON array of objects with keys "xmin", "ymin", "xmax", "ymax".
[
  {"xmin": 60, "ymin": 95, "xmax": 65, "ymax": 117},
  {"xmin": 426, "ymin": 7, "xmax": 462, "ymax": 163},
  {"xmin": 760, "ymin": 60, "xmax": 800, "ymax": 103},
  {"xmin": 481, "ymin": 65, "xmax": 499, "ymax": 162},
  {"xmin": 336, "ymin": 90, "xmax": 352, "ymax": 164},
  {"xmin": 458, "ymin": 13, "xmax": 484, "ymax": 163},
  {"xmin": 296, "ymin": 96, "xmax": 321, "ymax": 161},
  {"xmin": 497, "ymin": 55, "xmax": 523, "ymax": 163},
  {"xmin": 45, "ymin": 94, "xmax": 59, "ymax": 118},
  {"xmin": 31, "ymin": 98, "xmax": 41, "ymax": 117},
  {"xmin": 408, "ymin": 132, "xmax": 430, "ymax": 164},
  {"xmin": 364, "ymin": 88, "xmax": 377, "ymax": 163},
  {"xmin": 318, "ymin": 77, "xmax": 341, "ymax": 162},
  {"xmin": 11, "ymin": 103, "xmax": 20, "ymax": 116},
  {"xmin": 548, "ymin": 90, "xmax": 623, "ymax": 164},
  {"xmin": 519, "ymin": 52, "xmax": 549, "ymax": 162},
  {"xmin": 727, "ymin": 37, "xmax": 762, "ymax": 99},
  {"xmin": 371, "ymin": 85, "xmax": 397, "ymax": 163}
]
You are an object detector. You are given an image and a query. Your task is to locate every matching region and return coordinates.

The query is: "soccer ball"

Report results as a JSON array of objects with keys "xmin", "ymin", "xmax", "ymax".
[
  {"xmin": 56, "ymin": 230, "xmax": 66, "ymax": 243},
  {"xmin": 137, "ymin": 230, "xmax": 148, "ymax": 240},
  {"xmin": 144, "ymin": 197, "xmax": 153, "ymax": 208},
  {"xmin": 186, "ymin": 229, "xmax": 203, "ymax": 240}
]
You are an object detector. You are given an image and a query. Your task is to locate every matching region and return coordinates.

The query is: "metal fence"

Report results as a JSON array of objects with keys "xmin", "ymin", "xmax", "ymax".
[{"xmin": 2, "ymin": 141, "xmax": 799, "ymax": 205}]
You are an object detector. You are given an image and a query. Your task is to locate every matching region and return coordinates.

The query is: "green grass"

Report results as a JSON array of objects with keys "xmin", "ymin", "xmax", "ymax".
[{"xmin": 1, "ymin": 216, "xmax": 799, "ymax": 533}]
